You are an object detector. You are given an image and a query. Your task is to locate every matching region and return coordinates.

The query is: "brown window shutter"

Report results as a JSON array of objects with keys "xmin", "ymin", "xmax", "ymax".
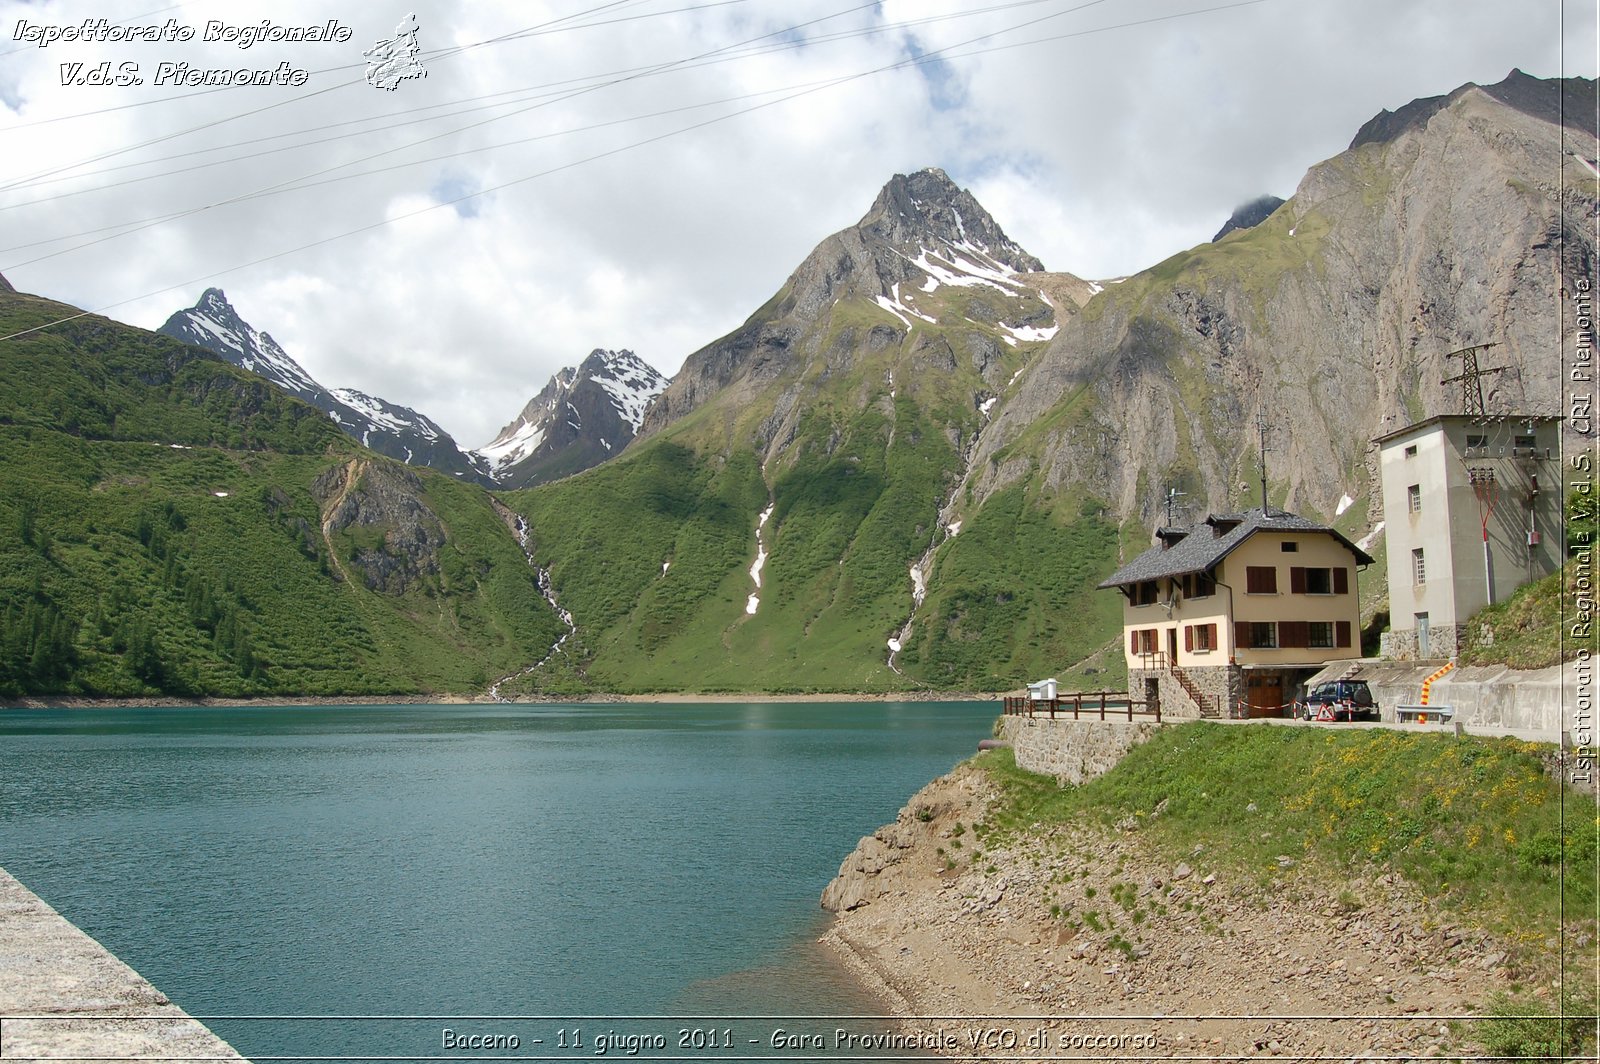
[
  {"xmin": 1290, "ymin": 566, "xmax": 1306, "ymax": 594},
  {"xmin": 1336, "ymin": 620, "xmax": 1352, "ymax": 648},
  {"xmin": 1235, "ymin": 621, "xmax": 1248, "ymax": 647},
  {"xmin": 1247, "ymin": 566, "xmax": 1278, "ymax": 594},
  {"xmin": 1184, "ymin": 626, "xmax": 1193, "ymax": 652},
  {"xmin": 1208, "ymin": 623, "xmax": 1219, "ymax": 649},
  {"xmin": 1334, "ymin": 567, "xmax": 1349, "ymax": 595},
  {"xmin": 1278, "ymin": 621, "xmax": 1301, "ymax": 648},
  {"xmin": 1131, "ymin": 630, "xmax": 1138, "ymax": 655}
]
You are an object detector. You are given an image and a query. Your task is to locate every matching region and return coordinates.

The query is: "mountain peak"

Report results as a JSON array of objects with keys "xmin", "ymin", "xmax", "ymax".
[
  {"xmin": 474, "ymin": 348, "xmax": 668, "ymax": 488},
  {"xmin": 0, "ymin": 271, "xmax": 14, "ymax": 294},
  {"xmin": 1213, "ymin": 195, "xmax": 1286, "ymax": 242},
  {"xmin": 859, "ymin": 168, "xmax": 1044, "ymax": 273},
  {"xmin": 193, "ymin": 287, "xmax": 241, "ymax": 321}
]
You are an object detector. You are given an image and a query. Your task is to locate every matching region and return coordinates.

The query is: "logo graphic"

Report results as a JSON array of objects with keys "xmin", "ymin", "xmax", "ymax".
[{"xmin": 363, "ymin": 13, "xmax": 426, "ymax": 91}]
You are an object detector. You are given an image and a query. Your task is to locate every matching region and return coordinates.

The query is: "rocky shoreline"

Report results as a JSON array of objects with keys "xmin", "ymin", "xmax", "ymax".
[{"xmin": 820, "ymin": 764, "xmax": 1534, "ymax": 1060}]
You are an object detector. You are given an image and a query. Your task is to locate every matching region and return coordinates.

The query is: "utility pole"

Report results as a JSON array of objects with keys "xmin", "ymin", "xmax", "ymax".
[{"xmin": 1440, "ymin": 342, "xmax": 1505, "ymax": 416}]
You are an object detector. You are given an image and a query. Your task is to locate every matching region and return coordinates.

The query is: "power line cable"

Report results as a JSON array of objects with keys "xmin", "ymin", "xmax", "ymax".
[
  {"xmin": 0, "ymin": 1, "xmax": 753, "ymax": 133},
  {"xmin": 0, "ymin": 0, "xmax": 651, "ymax": 193},
  {"xmin": 2, "ymin": 0, "xmax": 898, "ymax": 270},
  {"xmin": 0, "ymin": 0, "xmax": 1068, "ymax": 208},
  {"xmin": 0, "ymin": 0, "xmax": 1270, "ymax": 345}
]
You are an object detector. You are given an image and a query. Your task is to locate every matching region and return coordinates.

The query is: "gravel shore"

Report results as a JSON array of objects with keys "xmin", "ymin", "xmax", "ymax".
[{"xmin": 820, "ymin": 763, "xmax": 1534, "ymax": 1061}]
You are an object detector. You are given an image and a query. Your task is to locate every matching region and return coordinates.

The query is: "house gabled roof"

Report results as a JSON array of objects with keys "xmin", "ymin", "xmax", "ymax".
[{"xmin": 1097, "ymin": 507, "xmax": 1375, "ymax": 590}]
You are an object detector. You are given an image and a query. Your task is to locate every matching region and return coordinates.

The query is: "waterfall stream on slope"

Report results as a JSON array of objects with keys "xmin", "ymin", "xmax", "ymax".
[{"xmin": 488, "ymin": 514, "xmax": 577, "ymax": 701}]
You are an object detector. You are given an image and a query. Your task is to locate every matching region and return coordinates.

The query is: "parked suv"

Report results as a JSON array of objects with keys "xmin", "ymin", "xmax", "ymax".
[{"xmin": 1300, "ymin": 679, "xmax": 1378, "ymax": 722}]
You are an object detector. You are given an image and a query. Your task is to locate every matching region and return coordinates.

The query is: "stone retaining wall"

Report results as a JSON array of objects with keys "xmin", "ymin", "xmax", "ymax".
[
  {"xmin": 999, "ymin": 715, "xmax": 1161, "ymax": 784},
  {"xmin": 0, "ymin": 867, "xmax": 249, "ymax": 1062},
  {"xmin": 1313, "ymin": 659, "xmax": 1586, "ymax": 739}
]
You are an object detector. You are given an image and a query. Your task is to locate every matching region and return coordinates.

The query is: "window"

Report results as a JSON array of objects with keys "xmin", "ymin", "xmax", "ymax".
[
  {"xmin": 1244, "ymin": 621, "xmax": 1277, "ymax": 649},
  {"xmin": 1407, "ymin": 484, "xmax": 1421, "ymax": 513},
  {"xmin": 1403, "ymin": 445, "xmax": 1418, "ymax": 458},
  {"xmin": 1129, "ymin": 628, "xmax": 1158, "ymax": 655},
  {"xmin": 1308, "ymin": 621, "xmax": 1334, "ymax": 648},
  {"xmin": 1280, "ymin": 541, "xmax": 1299, "ymax": 553},
  {"xmin": 1181, "ymin": 572, "xmax": 1215, "ymax": 599},
  {"xmin": 1246, "ymin": 565, "xmax": 1277, "ymax": 594},
  {"xmin": 1185, "ymin": 623, "xmax": 1217, "ymax": 653},
  {"xmin": 1412, "ymin": 548, "xmax": 1426, "ymax": 585},
  {"xmin": 1466, "ymin": 434, "xmax": 1488, "ymax": 449},
  {"xmin": 1132, "ymin": 581, "xmax": 1159, "ymax": 606},
  {"xmin": 1290, "ymin": 566, "xmax": 1337, "ymax": 595}
]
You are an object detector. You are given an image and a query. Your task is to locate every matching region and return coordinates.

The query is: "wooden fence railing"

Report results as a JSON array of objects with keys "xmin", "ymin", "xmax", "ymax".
[{"xmin": 1001, "ymin": 690, "xmax": 1159, "ymax": 722}]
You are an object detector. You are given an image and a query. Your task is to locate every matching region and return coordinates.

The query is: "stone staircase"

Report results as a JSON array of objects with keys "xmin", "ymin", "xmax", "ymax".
[{"xmin": 1167, "ymin": 663, "xmax": 1220, "ymax": 718}]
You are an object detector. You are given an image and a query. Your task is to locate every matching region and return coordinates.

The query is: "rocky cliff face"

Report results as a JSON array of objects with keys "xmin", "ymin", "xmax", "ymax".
[
  {"xmin": 0, "ymin": 272, "xmax": 14, "ymax": 295},
  {"xmin": 160, "ymin": 290, "xmax": 492, "ymax": 484},
  {"xmin": 959, "ymin": 71, "xmax": 1596, "ymax": 532},
  {"xmin": 475, "ymin": 349, "xmax": 667, "ymax": 488},
  {"xmin": 312, "ymin": 458, "xmax": 444, "ymax": 595}
]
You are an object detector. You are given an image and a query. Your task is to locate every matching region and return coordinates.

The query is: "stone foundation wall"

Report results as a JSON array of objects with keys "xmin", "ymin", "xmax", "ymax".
[
  {"xmin": 999, "ymin": 715, "xmax": 1161, "ymax": 785},
  {"xmin": 1129, "ymin": 666, "xmax": 1240, "ymax": 719},
  {"xmin": 1379, "ymin": 625, "xmax": 1465, "ymax": 661}
]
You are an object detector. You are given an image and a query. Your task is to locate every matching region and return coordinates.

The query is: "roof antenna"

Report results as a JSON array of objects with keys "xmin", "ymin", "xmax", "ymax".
[
  {"xmin": 1256, "ymin": 410, "xmax": 1272, "ymax": 515},
  {"xmin": 1164, "ymin": 486, "xmax": 1187, "ymax": 527}
]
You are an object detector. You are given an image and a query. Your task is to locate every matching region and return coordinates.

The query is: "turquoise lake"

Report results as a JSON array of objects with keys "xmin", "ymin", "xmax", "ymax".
[{"xmin": 0, "ymin": 701, "xmax": 998, "ymax": 1059}]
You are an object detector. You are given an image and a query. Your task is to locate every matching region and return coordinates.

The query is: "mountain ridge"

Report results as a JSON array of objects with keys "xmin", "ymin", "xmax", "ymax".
[
  {"xmin": 159, "ymin": 289, "xmax": 492, "ymax": 484},
  {"xmin": 1, "ymin": 70, "xmax": 1591, "ymax": 698},
  {"xmin": 0, "ymin": 284, "xmax": 565, "ymax": 697}
]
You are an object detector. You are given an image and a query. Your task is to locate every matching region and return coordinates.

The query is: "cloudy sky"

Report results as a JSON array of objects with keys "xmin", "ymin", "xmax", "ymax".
[{"xmin": 0, "ymin": 0, "xmax": 1593, "ymax": 448}]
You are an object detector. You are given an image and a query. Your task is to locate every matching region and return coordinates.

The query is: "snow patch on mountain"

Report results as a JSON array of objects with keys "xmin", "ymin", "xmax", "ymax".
[
  {"xmin": 1001, "ymin": 322, "xmax": 1059, "ymax": 345},
  {"xmin": 592, "ymin": 354, "xmax": 668, "ymax": 430},
  {"xmin": 476, "ymin": 419, "xmax": 547, "ymax": 472},
  {"xmin": 330, "ymin": 387, "xmax": 444, "ymax": 441}
]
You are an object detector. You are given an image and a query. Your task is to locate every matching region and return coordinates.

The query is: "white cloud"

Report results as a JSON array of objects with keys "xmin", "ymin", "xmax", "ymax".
[{"xmin": 0, "ymin": 0, "xmax": 1591, "ymax": 447}]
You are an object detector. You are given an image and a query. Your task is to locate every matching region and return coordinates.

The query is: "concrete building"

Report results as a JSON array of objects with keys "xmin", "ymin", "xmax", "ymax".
[
  {"xmin": 1099, "ymin": 508, "xmax": 1373, "ymax": 719},
  {"xmin": 1374, "ymin": 415, "xmax": 1564, "ymax": 660}
]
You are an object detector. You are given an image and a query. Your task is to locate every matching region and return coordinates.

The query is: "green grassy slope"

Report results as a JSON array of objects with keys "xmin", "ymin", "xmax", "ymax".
[
  {"xmin": 902, "ymin": 486, "xmax": 1123, "ymax": 690},
  {"xmin": 980, "ymin": 723, "xmax": 1594, "ymax": 939},
  {"xmin": 504, "ymin": 286, "xmax": 1112, "ymax": 693},
  {"xmin": 1459, "ymin": 564, "xmax": 1590, "ymax": 670},
  {"xmin": 976, "ymin": 724, "xmax": 1597, "ymax": 1058},
  {"xmin": 0, "ymin": 291, "xmax": 562, "ymax": 698}
]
